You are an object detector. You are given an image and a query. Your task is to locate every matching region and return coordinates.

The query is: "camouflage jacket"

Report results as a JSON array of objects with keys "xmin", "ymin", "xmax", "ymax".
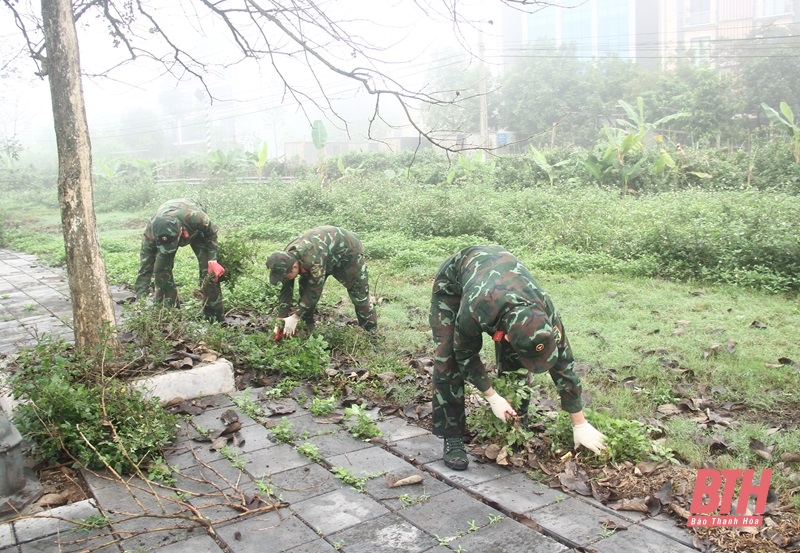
[
  {"xmin": 433, "ymin": 245, "xmax": 582, "ymax": 412},
  {"xmin": 278, "ymin": 226, "xmax": 364, "ymax": 319},
  {"xmin": 142, "ymin": 198, "xmax": 219, "ymax": 260}
]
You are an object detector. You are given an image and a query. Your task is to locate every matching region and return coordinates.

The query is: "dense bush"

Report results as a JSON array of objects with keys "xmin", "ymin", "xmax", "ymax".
[{"xmin": 9, "ymin": 339, "xmax": 177, "ymax": 473}]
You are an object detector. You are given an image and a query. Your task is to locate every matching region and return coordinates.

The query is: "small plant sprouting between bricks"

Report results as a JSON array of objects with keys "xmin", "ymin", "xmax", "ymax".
[
  {"xmin": 343, "ymin": 404, "xmax": 382, "ymax": 441},
  {"xmin": 232, "ymin": 388, "xmax": 264, "ymax": 419},
  {"xmin": 398, "ymin": 493, "xmax": 431, "ymax": 509},
  {"xmin": 147, "ymin": 456, "xmax": 177, "ymax": 486},
  {"xmin": 309, "ymin": 396, "xmax": 336, "ymax": 416},
  {"xmin": 296, "ymin": 442, "xmax": 322, "ymax": 462},
  {"xmin": 78, "ymin": 514, "xmax": 111, "ymax": 532},
  {"xmin": 270, "ymin": 417, "xmax": 296, "ymax": 443},
  {"xmin": 330, "ymin": 466, "xmax": 382, "ymax": 493},
  {"xmin": 220, "ymin": 445, "xmax": 246, "ymax": 471}
]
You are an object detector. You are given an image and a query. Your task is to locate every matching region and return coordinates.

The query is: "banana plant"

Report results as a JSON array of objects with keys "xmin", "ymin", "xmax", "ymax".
[
  {"xmin": 529, "ymin": 146, "xmax": 570, "ymax": 187},
  {"xmin": 245, "ymin": 142, "xmax": 269, "ymax": 184},
  {"xmin": 584, "ymin": 97, "xmax": 687, "ymax": 194},
  {"xmin": 762, "ymin": 102, "xmax": 800, "ymax": 163}
]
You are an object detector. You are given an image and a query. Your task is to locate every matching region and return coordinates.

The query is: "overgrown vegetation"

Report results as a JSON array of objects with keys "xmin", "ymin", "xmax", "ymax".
[{"xmin": 7, "ymin": 338, "xmax": 177, "ymax": 473}]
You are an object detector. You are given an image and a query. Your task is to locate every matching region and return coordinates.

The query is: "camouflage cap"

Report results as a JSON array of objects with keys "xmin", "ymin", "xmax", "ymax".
[
  {"xmin": 152, "ymin": 216, "xmax": 181, "ymax": 254},
  {"xmin": 505, "ymin": 306, "xmax": 557, "ymax": 373},
  {"xmin": 266, "ymin": 251, "xmax": 296, "ymax": 286}
]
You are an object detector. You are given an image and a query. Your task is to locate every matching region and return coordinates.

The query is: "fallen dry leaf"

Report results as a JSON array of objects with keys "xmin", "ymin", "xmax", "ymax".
[
  {"xmin": 780, "ymin": 452, "xmax": 800, "ymax": 463},
  {"xmin": 312, "ymin": 413, "xmax": 345, "ymax": 424},
  {"xmin": 484, "ymin": 444, "xmax": 502, "ymax": 460},
  {"xmin": 386, "ymin": 474, "xmax": 424, "ymax": 488},
  {"xmin": 749, "ymin": 438, "xmax": 772, "ymax": 461},
  {"xmin": 607, "ymin": 497, "xmax": 650, "ymax": 513}
]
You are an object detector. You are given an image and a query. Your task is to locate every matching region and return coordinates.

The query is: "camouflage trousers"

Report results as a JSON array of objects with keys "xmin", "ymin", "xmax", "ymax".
[
  {"xmin": 135, "ymin": 240, "xmax": 223, "ymax": 322},
  {"xmin": 430, "ymin": 292, "xmax": 473, "ymax": 438},
  {"xmin": 300, "ymin": 253, "xmax": 377, "ymax": 331}
]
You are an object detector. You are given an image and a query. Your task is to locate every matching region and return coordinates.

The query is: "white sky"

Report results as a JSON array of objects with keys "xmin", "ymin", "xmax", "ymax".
[{"xmin": 0, "ymin": 0, "xmax": 502, "ymax": 160}]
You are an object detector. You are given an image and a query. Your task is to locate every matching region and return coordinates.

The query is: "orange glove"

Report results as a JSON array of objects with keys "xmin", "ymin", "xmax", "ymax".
[{"xmin": 207, "ymin": 260, "xmax": 226, "ymax": 281}]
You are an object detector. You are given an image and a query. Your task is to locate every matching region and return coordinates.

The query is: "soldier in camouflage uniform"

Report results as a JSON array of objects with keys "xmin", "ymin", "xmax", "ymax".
[
  {"xmin": 430, "ymin": 245, "xmax": 606, "ymax": 470},
  {"xmin": 266, "ymin": 226, "xmax": 377, "ymax": 336},
  {"xmin": 134, "ymin": 198, "xmax": 226, "ymax": 322}
]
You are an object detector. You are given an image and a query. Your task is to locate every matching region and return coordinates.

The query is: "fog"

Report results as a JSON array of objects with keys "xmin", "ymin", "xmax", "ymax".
[{"xmin": 0, "ymin": 0, "xmax": 503, "ymax": 164}]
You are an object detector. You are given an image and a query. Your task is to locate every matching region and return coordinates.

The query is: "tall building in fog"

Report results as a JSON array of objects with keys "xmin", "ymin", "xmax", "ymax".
[{"xmin": 499, "ymin": 0, "xmax": 800, "ymax": 70}]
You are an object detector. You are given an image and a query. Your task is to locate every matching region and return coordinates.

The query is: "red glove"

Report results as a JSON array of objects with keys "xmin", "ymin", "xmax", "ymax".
[{"xmin": 207, "ymin": 260, "xmax": 226, "ymax": 281}]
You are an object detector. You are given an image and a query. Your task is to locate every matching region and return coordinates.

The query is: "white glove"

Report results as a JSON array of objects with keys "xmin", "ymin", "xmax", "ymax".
[
  {"xmin": 485, "ymin": 392, "xmax": 517, "ymax": 421},
  {"xmin": 573, "ymin": 422, "xmax": 607, "ymax": 454},
  {"xmin": 281, "ymin": 314, "xmax": 300, "ymax": 337}
]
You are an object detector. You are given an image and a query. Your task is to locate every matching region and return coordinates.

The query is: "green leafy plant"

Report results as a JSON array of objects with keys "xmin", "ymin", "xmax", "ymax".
[
  {"xmin": 217, "ymin": 232, "xmax": 260, "ymax": 289},
  {"xmin": 77, "ymin": 514, "xmax": 111, "ymax": 532},
  {"xmin": 544, "ymin": 409, "xmax": 662, "ymax": 464},
  {"xmin": 330, "ymin": 466, "xmax": 382, "ymax": 492},
  {"xmin": 466, "ymin": 369, "xmax": 535, "ymax": 453},
  {"xmin": 9, "ymin": 339, "xmax": 177, "ymax": 474},
  {"xmin": 245, "ymin": 141, "xmax": 270, "ymax": 183},
  {"xmin": 220, "ymin": 445, "xmax": 246, "ymax": 471},
  {"xmin": 147, "ymin": 457, "xmax": 177, "ymax": 486},
  {"xmin": 584, "ymin": 97, "xmax": 688, "ymax": 193},
  {"xmin": 343, "ymin": 404, "xmax": 382, "ymax": 441},
  {"xmin": 232, "ymin": 388, "xmax": 264, "ymax": 419},
  {"xmin": 309, "ymin": 396, "xmax": 336, "ymax": 416},
  {"xmin": 529, "ymin": 145, "xmax": 569, "ymax": 187},
  {"xmin": 296, "ymin": 442, "xmax": 322, "ymax": 462},
  {"xmin": 398, "ymin": 492, "xmax": 431, "ymax": 509},
  {"xmin": 270, "ymin": 417, "xmax": 296, "ymax": 443},
  {"xmin": 762, "ymin": 101, "xmax": 800, "ymax": 163}
]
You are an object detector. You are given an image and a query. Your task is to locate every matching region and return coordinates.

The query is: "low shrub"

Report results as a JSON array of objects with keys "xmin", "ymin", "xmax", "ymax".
[{"xmin": 9, "ymin": 338, "xmax": 177, "ymax": 473}]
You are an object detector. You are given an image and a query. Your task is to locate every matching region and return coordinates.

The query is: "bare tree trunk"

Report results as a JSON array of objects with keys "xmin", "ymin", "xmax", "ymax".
[{"xmin": 41, "ymin": 0, "xmax": 118, "ymax": 353}]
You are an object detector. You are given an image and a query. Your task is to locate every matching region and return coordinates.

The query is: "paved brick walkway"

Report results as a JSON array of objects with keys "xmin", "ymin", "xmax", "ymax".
[{"xmin": 0, "ymin": 248, "xmax": 699, "ymax": 552}]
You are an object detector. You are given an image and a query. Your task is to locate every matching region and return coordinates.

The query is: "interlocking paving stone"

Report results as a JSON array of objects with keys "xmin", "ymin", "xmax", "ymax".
[
  {"xmin": 305, "ymin": 428, "xmax": 372, "ymax": 458},
  {"xmin": 526, "ymin": 496, "xmax": 631, "ymax": 548},
  {"xmin": 591, "ymin": 522, "xmax": 700, "ymax": 553},
  {"xmin": 291, "ymin": 487, "xmax": 389, "ymax": 535},
  {"xmin": 190, "ymin": 406, "xmax": 257, "ymax": 432},
  {"xmin": 176, "ymin": 458, "xmax": 254, "ymax": 493},
  {"xmin": 214, "ymin": 510, "xmax": 321, "ymax": 553},
  {"xmin": 366, "ymin": 467, "xmax": 452, "ymax": 511},
  {"xmin": 424, "ymin": 459, "xmax": 510, "ymax": 487},
  {"xmin": 376, "ymin": 417, "xmax": 431, "ymax": 442},
  {"xmin": 259, "ymin": 463, "xmax": 343, "ymax": 504},
  {"xmin": 18, "ymin": 533, "xmax": 122, "ymax": 553},
  {"xmin": 396, "ymin": 489, "xmax": 504, "ymax": 540},
  {"xmin": 447, "ymin": 516, "xmax": 570, "ymax": 553},
  {"xmin": 284, "ymin": 413, "xmax": 343, "ymax": 439},
  {"xmin": 233, "ymin": 422, "xmax": 276, "ymax": 453},
  {"xmin": 12, "ymin": 500, "xmax": 102, "ymax": 543},
  {"xmin": 151, "ymin": 533, "xmax": 222, "ymax": 552},
  {"xmin": 640, "ymin": 513, "xmax": 696, "ymax": 548},
  {"xmin": 248, "ymin": 443, "xmax": 312, "ymax": 479},
  {"xmin": 470, "ymin": 472, "xmax": 564, "ymax": 515},
  {"xmin": 114, "ymin": 518, "xmax": 200, "ymax": 552},
  {"xmin": 328, "ymin": 445, "xmax": 415, "ymax": 476},
  {"xmin": 328, "ymin": 513, "xmax": 434, "ymax": 553},
  {"xmin": 0, "ymin": 523, "xmax": 15, "ymax": 548},
  {"xmin": 283, "ymin": 538, "xmax": 339, "ymax": 552},
  {"xmin": 386, "ymin": 432, "xmax": 444, "ymax": 464}
]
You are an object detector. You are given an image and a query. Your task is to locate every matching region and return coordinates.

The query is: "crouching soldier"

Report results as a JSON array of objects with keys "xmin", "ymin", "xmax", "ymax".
[
  {"xmin": 266, "ymin": 226, "xmax": 377, "ymax": 337},
  {"xmin": 430, "ymin": 244, "xmax": 606, "ymax": 470},
  {"xmin": 134, "ymin": 198, "xmax": 226, "ymax": 322}
]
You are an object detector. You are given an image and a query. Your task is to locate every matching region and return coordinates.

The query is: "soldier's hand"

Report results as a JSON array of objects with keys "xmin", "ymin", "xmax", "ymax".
[
  {"xmin": 282, "ymin": 314, "xmax": 300, "ymax": 337},
  {"xmin": 573, "ymin": 422, "xmax": 607, "ymax": 455},
  {"xmin": 485, "ymin": 391, "xmax": 517, "ymax": 422},
  {"xmin": 207, "ymin": 260, "xmax": 226, "ymax": 282}
]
